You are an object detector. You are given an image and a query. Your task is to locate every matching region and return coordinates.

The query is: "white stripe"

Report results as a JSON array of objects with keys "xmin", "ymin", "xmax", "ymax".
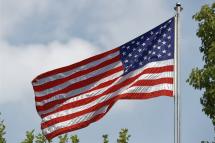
[
  {"xmin": 42, "ymin": 79, "xmax": 173, "ymax": 135},
  {"xmin": 37, "ymin": 71, "xmax": 123, "ymax": 115},
  {"xmin": 36, "ymin": 69, "xmax": 123, "ymax": 106},
  {"xmin": 33, "ymin": 51, "xmax": 120, "ymax": 86},
  {"xmin": 37, "ymin": 59, "xmax": 174, "ymax": 115},
  {"xmin": 37, "ymin": 71, "xmax": 173, "ymax": 107},
  {"xmin": 42, "ymin": 105, "xmax": 109, "ymax": 135},
  {"xmin": 123, "ymin": 84, "xmax": 173, "ymax": 94},
  {"xmin": 35, "ymin": 61, "xmax": 122, "ymax": 97},
  {"xmin": 42, "ymin": 73, "xmax": 173, "ymax": 122},
  {"xmin": 36, "ymin": 59, "xmax": 173, "ymax": 105}
]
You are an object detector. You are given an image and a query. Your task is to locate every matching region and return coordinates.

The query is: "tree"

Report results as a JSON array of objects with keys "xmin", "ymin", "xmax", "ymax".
[
  {"xmin": 0, "ymin": 113, "xmax": 6, "ymax": 143},
  {"xmin": 21, "ymin": 130, "xmax": 35, "ymax": 143},
  {"xmin": 102, "ymin": 134, "xmax": 109, "ymax": 143},
  {"xmin": 21, "ymin": 130, "xmax": 79, "ymax": 143},
  {"xmin": 117, "ymin": 128, "xmax": 131, "ymax": 143},
  {"xmin": 1, "ymin": 112, "xmax": 131, "ymax": 143},
  {"xmin": 35, "ymin": 133, "xmax": 50, "ymax": 143},
  {"xmin": 70, "ymin": 135, "xmax": 79, "ymax": 143},
  {"xmin": 187, "ymin": 2, "xmax": 215, "ymax": 126}
]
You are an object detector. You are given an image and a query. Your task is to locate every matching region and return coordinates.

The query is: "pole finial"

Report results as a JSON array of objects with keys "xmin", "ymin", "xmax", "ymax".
[
  {"xmin": 174, "ymin": 2, "xmax": 183, "ymax": 12},
  {"xmin": 176, "ymin": 2, "xmax": 181, "ymax": 7}
]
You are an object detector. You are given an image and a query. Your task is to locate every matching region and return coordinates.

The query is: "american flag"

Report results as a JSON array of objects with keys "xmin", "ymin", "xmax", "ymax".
[{"xmin": 32, "ymin": 17, "xmax": 175, "ymax": 140}]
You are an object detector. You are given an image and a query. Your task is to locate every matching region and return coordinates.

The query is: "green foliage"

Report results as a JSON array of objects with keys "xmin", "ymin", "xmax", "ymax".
[
  {"xmin": 58, "ymin": 134, "xmax": 68, "ymax": 143},
  {"xmin": 0, "ymin": 113, "xmax": 6, "ymax": 143},
  {"xmin": 187, "ymin": 2, "xmax": 215, "ymax": 126},
  {"xmin": 1, "ymin": 112, "xmax": 131, "ymax": 143},
  {"xmin": 70, "ymin": 135, "xmax": 79, "ymax": 143},
  {"xmin": 22, "ymin": 131, "xmax": 80, "ymax": 143},
  {"xmin": 21, "ymin": 130, "xmax": 35, "ymax": 143},
  {"xmin": 117, "ymin": 128, "xmax": 131, "ymax": 143},
  {"xmin": 35, "ymin": 133, "xmax": 51, "ymax": 143},
  {"xmin": 102, "ymin": 134, "xmax": 109, "ymax": 143}
]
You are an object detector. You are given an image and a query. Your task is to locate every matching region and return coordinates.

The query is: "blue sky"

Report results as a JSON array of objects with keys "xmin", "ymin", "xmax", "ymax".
[{"xmin": 0, "ymin": 0, "xmax": 214, "ymax": 142}]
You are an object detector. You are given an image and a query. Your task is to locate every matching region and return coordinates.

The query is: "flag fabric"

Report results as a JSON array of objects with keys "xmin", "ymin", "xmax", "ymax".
[{"xmin": 32, "ymin": 17, "xmax": 175, "ymax": 140}]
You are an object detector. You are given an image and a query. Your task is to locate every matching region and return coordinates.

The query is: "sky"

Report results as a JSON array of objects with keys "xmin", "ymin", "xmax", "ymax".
[{"xmin": 0, "ymin": 0, "xmax": 214, "ymax": 143}]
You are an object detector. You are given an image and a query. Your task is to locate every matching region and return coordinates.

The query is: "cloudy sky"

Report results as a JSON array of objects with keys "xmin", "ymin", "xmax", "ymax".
[{"xmin": 0, "ymin": 0, "xmax": 214, "ymax": 143}]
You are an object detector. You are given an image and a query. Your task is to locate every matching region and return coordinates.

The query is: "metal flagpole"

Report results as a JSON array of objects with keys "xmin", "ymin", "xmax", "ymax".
[{"xmin": 174, "ymin": 3, "xmax": 183, "ymax": 143}]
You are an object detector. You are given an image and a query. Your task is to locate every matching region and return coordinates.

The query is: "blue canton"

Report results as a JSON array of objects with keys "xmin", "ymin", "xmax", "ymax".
[{"xmin": 119, "ymin": 17, "xmax": 175, "ymax": 75}]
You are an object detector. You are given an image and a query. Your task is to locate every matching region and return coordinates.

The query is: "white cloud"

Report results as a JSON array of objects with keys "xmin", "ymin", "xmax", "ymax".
[
  {"xmin": 0, "ymin": 0, "xmax": 174, "ymax": 111},
  {"xmin": 0, "ymin": 38, "xmax": 100, "ymax": 104},
  {"xmin": 0, "ymin": 0, "xmax": 172, "ymax": 47},
  {"xmin": 0, "ymin": 0, "xmax": 47, "ymax": 38},
  {"xmin": 0, "ymin": 0, "xmax": 173, "ymax": 108}
]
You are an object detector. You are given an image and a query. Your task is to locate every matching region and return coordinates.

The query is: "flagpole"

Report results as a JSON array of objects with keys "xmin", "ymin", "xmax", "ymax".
[{"xmin": 174, "ymin": 3, "xmax": 182, "ymax": 143}]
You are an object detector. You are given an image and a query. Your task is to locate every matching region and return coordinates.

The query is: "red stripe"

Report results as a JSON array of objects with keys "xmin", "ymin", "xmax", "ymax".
[
  {"xmin": 45, "ymin": 112, "xmax": 106, "ymax": 140},
  {"xmin": 34, "ymin": 66, "xmax": 123, "ymax": 101},
  {"xmin": 37, "ymin": 66, "xmax": 173, "ymax": 116},
  {"xmin": 32, "ymin": 48, "xmax": 119, "ymax": 82},
  {"xmin": 132, "ymin": 77, "xmax": 173, "ymax": 86},
  {"xmin": 39, "ymin": 66, "xmax": 173, "ymax": 117},
  {"xmin": 41, "ymin": 95, "xmax": 119, "ymax": 128},
  {"xmin": 36, "ymin": 77, "xmax": 120, "ymax": 111},
  {"xmin": 120, "ymin": 90, "xmax": 173, "ymax": 99},
  {"xmin": 35, "ymin": 74, "xmax": 119, "ymax": 102},
  {"xmin": 33, "ymin": 55, "xmax": 120, "ymax": 91},
  {"xmin": 36, "ymin": 77, "xmax": 173, "ymax": 112},
  {"xmin": 42, "ymin": 90, "xmax": 172, "ymax": 131},
  {"xmin": 39, "ymin": 73, "xmax": 132, "ymax": 118},
  {"xmin": 36, "ymin": 65, "xmax": 173, "ymax": 102},
  {"xmin": 45, "ymin": 102, "xmax": 115, "ymax": 140}
]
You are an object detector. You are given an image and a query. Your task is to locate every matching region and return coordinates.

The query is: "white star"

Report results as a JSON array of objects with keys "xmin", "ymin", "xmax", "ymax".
[
  {"xmin": 125, "ymin": 60, "xmax": 129, "ymax": 63},
  {"xmin": 126, "ymin": 46, "xmax": 130, "ymax": 49},
  {"xmin": 141, "ymin": 36, "xmax": 144, "ymax": 39},
  {"xmin": 122, "ymin": 46, "xmax": 126, "ymax": 49},
  {"xmin": 144, "ymin": 56, "xmax": 147, "ymax": 60},
  {"xmin": 147, "ymin": 38, "xmax": 150, "ymax": 41},
  {"xmin": 162, "ymin": 34, "xmax": 167, "ymax": 37},
  {"xmin": 168, "ymin": 20, "xmax": 172, "ymax": 23},
  {"xmin": 158, "ymin": 39, "xmax": 161, "ymax": 43},
  {"xmin": 158, "ymin": 54, "xmax": 162, "ymax": 58},
  {"xmin": 136, "ymin": 42, "xmax": 140, "ymax": 45},
  {"xmin": 162, "ymin": 41, "xmax": 166, "ymax": 45},
  {"xmin": 168, "ymin": 28, "xmax": 171, "ymax": 31},
  {"xmin": 164, "ymin": 25, "xmax": 167, "ymax": 28},
  {"xmin": 162, "ymin": 50, "xmax": 166, "ymax": 53},
  {"xmin": 153, "ymin": 45, "xmax": 156, "ymax": 49},
  {"xmin": 157, "ymin": 46, "xmax": 161, "ymax": 49},
  {"xmin": 132, "ymin": 48, "xmax": 136, "ymax": 51},
  {"xmin": 168, "ymin": 53, "xmax": 172, "ymax": 56},
  {"xmin": 148, "ymin": 50, "xmax": 152, "ymax": 54},
  {"xmin": 142, "ymin": 43, "xmax": 146, "ymax": 46},
  {"xmin": 122, "ymin": 52, "xmax": 126, "ymax": 55},
  {"xmin": 168, "ymin": 44, "xmax": 171, "ymax": 48},
  {"xmin": 139, "ymin": 62, "xmax": 143, "ymax": 65},
  {"xmin": 150, "ymin": 31, "xmax": 154, "ymax": 35},
  {"xmin": 152, "ymin": 51, "xmax": 156, "ymax": 55},
  {"xmin": 167, "ymin": 36, "xmax": 171, "ymax": 39},
  {"xmin": 131, "ymin": 41, "xmax": 135, "ymax": 44},
  {"xmin": 156, "ymin": 32, "xmax": 159, "ymax": 35},
  {"xmin": 128, "ymin": 53, "xmax": 132, "ymax": 57},
  {"xmin": 138, "ymin": 49, "xmax": 142, "ymax": 52},
  {"xmin": 134, "ymin": 55, "xmax": 138, "ymax": 58}
]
